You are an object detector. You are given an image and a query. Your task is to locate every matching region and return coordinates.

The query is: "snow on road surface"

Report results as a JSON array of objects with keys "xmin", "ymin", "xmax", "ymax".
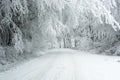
[{"xmin": 0, "ymin": 49, "xmax": 120, "ymax": 80}]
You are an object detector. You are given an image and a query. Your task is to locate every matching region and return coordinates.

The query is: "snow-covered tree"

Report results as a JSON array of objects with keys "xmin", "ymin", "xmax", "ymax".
[{"xmin": 0, "ymin": 0, "xmax": 28, "ymax": 60}]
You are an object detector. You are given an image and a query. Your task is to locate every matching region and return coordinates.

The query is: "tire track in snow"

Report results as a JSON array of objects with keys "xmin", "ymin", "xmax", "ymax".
[
  {"xmin": 20, "ymin": 54, "xmax": 59, "ymax": 80},
  {"xmin": 28, "ymin": 54, "xmax": 64, "ymax": 80},
  {"xmin": 29, "ymin": 53, "xmax": 75, "ymax": 80}
]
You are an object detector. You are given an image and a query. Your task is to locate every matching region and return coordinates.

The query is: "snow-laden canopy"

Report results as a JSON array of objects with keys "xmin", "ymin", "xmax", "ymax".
[
  {"xmin": 0, "ymin": 0, "xmax": 120, "ymax": 60},
  {"xmin": 36, "ymin": 0, "xmax": 120, "ymax": 32}
]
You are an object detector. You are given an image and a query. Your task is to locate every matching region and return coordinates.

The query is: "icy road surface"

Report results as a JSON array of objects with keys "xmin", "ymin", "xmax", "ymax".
[{"xmin": 0, "ymin": 49, "xmax": 120, "ymax": 80}]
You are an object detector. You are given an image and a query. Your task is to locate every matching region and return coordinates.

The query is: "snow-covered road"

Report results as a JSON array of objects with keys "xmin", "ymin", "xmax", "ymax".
[{"xmin": 0, "ymin": 49, "xmax": 120, "ymax": 80}]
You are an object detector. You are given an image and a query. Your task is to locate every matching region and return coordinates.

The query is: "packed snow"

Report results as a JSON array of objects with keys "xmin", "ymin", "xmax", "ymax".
[{"xmin": 0, "ymin": 49, "xmax": 120, "ymax": 80}]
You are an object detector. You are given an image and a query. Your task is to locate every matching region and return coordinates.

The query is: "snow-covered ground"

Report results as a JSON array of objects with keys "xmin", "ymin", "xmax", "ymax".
[{"xmin": 0, "ymin": 49, "xmax": 120, "ymax": 80}]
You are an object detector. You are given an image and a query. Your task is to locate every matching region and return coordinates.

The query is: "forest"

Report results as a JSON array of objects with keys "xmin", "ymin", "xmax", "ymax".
[
  {"xmin": 0, "ymin": 0, "xmax": 120, "ymax": 71},
  {"xmin": 1, "ymin": 0, "xmax": 120, "ymax": 80}
]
